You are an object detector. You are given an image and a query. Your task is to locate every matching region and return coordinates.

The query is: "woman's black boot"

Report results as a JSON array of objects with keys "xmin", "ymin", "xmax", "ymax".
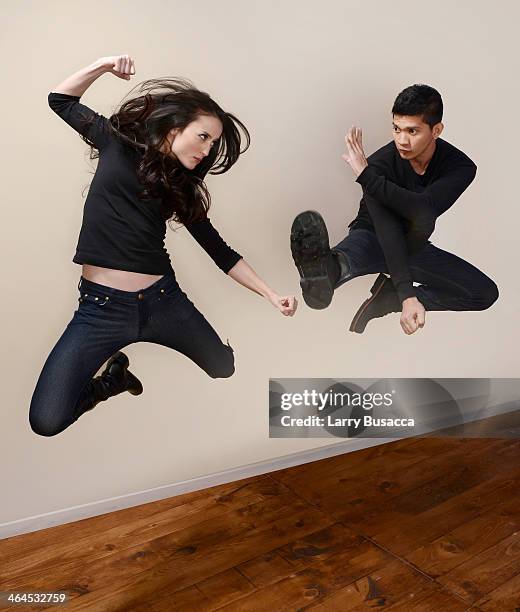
[{"xmin": 75, "ymin": 351, "xmax": 143, "ymax": 416}]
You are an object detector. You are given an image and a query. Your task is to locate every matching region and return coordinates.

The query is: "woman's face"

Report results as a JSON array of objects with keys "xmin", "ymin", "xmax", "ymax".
[{"xmin": 164, "ymin": 114, "xmax": 223, "ymax": 169}]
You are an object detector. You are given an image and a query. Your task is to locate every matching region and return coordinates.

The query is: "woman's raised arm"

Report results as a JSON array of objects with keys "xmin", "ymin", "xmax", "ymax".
[
  {"xmin": 49, "ymin": 56, "xmax": 136, "ymax": 150},
  {"xmin": 52, "ymin": 55, "xmax": 135, "ymax": 97}
]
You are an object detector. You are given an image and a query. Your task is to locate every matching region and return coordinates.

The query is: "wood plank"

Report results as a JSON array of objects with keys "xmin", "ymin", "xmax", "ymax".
[
  {"xmin": 272, "ymin": 439, "xmax": 505, "ymax": 529},
  {"xmin": 303, "ymin": 558, "xmax": 436, "ymax": 610},
  {"xmin": 133, "ymin": 585, "xmax": 210, "ymax": 611},
  {"xmin": 235, "ymin": 550, "xmax": 296, "ymax": 589},
  {"xmin": 196, "ymin": 568, "xmax": 256, "ymax": 609},
  {"xmin": 476, "ymin": 572, "xmax": 520, "ymax": 610},
  {"xmin": 216, "ymin": 539, "xmax": 393, "ymax": 611},
  {"xmin": 318, "ymin": 439, "xmax": 509, "ymax": 526},
  {"xmin": 271, "ymin": 437, "xmax": 465, "ymax": 506},
  {"xmin": 405, "ymin": 490, "xmax": 520, "ymax": 577},
  {"xmin": 237, "ymin": 523, "xmax": 360, "ymax": 588},
  {"xmin": 384, "ymin": 586, "xmax": 474, "ymax": 611},
  {"xmin": 438, "ymin": 531, "xmax": 520, "ymax": 603},
  {"xmin": 1, "ymin": 476, "xmax": 275, "ymax": 580},
  {"xmin": 24, "ymin": 497, "xmax": 334, "ymax": 609},
  {"xmin": 2, "ymin": 477, "xmax": 294, "ymax": 589},
  {"xmin": 366, "ymin": 471, "xmax": 519, "ymax": 557},
  {"xmin": 277, "ymin": 522, "xmax": 361, "ymax": 571},
  {"xmin": 0, "ymin": 475, "xmax": 265, "ymax": 568}
]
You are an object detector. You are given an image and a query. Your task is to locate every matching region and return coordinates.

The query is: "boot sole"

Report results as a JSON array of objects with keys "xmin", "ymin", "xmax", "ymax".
[
  {"xmin": 290, "ymin": 211, "xmax": 334, "ymax": 309},
  {"xmin": 349, "ymin": 274, "xmax": 388, "ymax": 334},
  {"xmin": 106, "ymin": 351, "xmax": 129, "ymax": 371},
  {"xmin": 126, "ymin": 371, "xmax": 143, "ymax": 395}
]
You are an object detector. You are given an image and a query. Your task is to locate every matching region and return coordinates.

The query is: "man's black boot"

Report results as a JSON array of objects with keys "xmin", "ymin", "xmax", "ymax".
[
  {"xmin": 349, "ymin": 274, "xmax": 401, "ymax": 333},
  {"xmin": 290, "ymin": 210, "xmax": 341, "ymax": 309},
  {"xmin": 77, "ymin": 351, "xmax": 143, "ymax": 415}
]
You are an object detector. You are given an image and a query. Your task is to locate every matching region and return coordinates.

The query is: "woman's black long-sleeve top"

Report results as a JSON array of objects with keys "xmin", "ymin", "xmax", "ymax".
[{"xmin": 48, "ymin": 92, "xmax": 242, "ymax": 276}]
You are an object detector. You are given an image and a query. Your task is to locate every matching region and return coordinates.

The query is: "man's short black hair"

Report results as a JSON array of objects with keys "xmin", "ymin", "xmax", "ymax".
[{"xmin": 392, "ymin": 84, "xmax": 443, "ymax": 128}]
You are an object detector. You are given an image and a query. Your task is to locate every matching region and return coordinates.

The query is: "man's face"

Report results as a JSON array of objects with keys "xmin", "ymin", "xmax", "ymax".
[{"xmin": 392, "ymin": 114, "xmax": 442, "ymax": 160}]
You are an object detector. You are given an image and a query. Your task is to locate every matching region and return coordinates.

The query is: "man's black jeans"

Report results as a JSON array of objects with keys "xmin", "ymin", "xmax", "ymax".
[
  {"xmin": 29, "ymin": 274, "xmax": 234, "ymax": 437},
  {"xmin": 332, "ymin": 228, "xmax": 499, "ymax": 311}
]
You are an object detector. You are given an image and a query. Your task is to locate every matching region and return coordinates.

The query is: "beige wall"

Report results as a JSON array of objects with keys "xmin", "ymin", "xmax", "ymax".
[{"xmin": 1, "ymin": 0, "xmax": 518, "ymax": 525}]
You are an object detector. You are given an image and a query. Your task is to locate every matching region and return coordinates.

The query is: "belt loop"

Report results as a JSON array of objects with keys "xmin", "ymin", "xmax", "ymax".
[{"xmin": 77, "ymin": 277, "xmax": 82, "ymax": 291}]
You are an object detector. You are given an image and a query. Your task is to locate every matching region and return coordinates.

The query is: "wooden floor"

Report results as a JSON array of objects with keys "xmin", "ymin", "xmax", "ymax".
[{"xmin": 1, "ymin": 429, "xmax": 519, "ymax": 610}]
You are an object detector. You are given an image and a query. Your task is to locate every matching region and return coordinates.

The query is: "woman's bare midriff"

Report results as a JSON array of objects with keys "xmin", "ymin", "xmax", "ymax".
[{"xmin": 82, "ymin": 265, "xmax": 164, "ymax": 291}]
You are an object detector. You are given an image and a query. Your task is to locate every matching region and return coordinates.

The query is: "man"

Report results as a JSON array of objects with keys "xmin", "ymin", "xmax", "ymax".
[{"xmin": 290, "ymin": 84, "xmax": 498, "ymax": 335}]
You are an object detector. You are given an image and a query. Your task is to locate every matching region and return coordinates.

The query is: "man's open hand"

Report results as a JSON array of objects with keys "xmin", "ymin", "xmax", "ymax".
[{"xmin": 342, "ymin": 126, "xmax": 369, "ymax": 177}]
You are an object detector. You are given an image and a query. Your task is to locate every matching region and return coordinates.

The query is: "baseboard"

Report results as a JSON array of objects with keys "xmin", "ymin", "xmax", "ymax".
[
  {"xmin": 0, "ymin": 436, "xmax": 390, "ymax": 540},
  {"xmin": 2, "ymin": 398, "xmax": 517, "ymax": 540}
]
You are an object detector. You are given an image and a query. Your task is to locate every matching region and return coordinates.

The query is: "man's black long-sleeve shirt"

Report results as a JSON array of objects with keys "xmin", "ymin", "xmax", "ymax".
[
  {"xmin": 47, "ymin": 92, "xmax": 242, "ymax": 275},
  {"xmin": 349, "ymin": 138, "xmax": 477, "ymax": 302}
]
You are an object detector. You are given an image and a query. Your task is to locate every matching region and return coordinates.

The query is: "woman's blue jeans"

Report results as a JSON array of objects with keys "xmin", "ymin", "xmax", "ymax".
[{"xmin": 29, "ymin": 274, "xmax": 234, "ymax": 437}]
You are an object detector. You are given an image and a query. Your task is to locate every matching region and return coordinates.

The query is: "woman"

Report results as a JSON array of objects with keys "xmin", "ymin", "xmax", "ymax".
[{"xmin": 30, "ymin": 54, "xmax": 297, "ymax": 437}]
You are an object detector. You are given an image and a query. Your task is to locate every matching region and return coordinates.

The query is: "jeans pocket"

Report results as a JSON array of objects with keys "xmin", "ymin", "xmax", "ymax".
[{"xmin": 78, "ymin": 290, "xmax": 111, "ymax": 307}]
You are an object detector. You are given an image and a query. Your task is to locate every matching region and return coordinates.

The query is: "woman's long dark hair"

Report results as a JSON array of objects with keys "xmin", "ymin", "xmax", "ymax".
[{"xmin": 82, "ymin": 78, "xmax": 250, "ymax": 226}]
